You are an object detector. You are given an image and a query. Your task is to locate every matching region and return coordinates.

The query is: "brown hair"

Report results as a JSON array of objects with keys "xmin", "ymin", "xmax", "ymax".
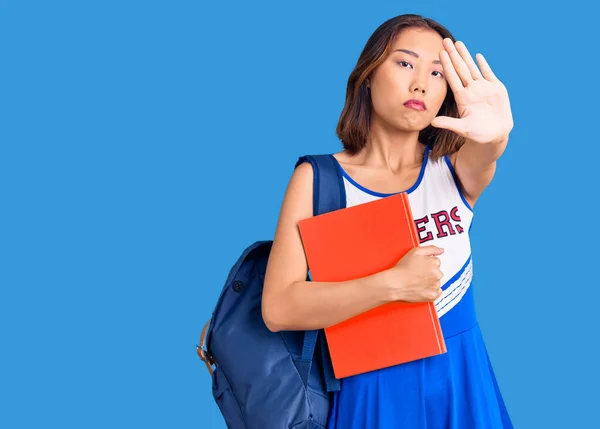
[{"xmin": 336, "ymin": 14, "xmax": 465, "ymax": 160}]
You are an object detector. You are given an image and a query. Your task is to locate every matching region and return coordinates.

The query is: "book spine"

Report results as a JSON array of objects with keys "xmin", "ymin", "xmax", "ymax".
[{"xmin": 401, "ymin": 192, "xmax": 446, "ymax": 354}]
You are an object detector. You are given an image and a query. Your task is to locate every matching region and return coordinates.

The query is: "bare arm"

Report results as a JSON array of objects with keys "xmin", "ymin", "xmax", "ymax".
[
  {"xmin": 261, "ymin": 162, "xmax": 394, "ymax": 332},
  {"xmin": 449, "ymin": 136, "xmax": 507, "ymax": 207}
]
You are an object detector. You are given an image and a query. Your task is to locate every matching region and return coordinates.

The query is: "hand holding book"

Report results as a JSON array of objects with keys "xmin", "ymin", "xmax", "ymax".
[{"xmin": 382, "ymin": 245, "xmax": 445, "ymax": 303}]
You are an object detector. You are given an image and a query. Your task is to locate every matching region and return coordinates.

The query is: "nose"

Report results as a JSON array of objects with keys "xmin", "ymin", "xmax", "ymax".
[
  {"xmin": 410, "ymin": 72, "xmax": 427, "ymax": 95},
  {"xmin": 410, "ymin": 84, "xmax": 426, "ymax": 94}
]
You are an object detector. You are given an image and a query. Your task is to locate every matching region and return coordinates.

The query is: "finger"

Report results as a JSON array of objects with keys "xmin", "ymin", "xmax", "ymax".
[
  {"xmin": 436, "ymin": 288, "xmax": 443, "ymax": 299},
  {"xmin": 442, "ymin": 38, "xmax": 473, "ymax": 87},
  {"xmin": 439, "ymin": 50, "xmax": 464, "ymax": 93},
  {"xmin": 455, "ymin": 41, "xmax": 483, "ymax": 80},
  {"xmin": 430, "ymin": 257, "xmax": 441, "ymax": 269},
  {"xmin": 476, "ymin": 53, "xmax": 498, "ymax": 82},
  {"xmin": 416, "ymin": 245, "xmax": 444, "ymax": 256},
  {"xmin": 430, "ymin": 115, "xmax": 467, "ymax": 136}
]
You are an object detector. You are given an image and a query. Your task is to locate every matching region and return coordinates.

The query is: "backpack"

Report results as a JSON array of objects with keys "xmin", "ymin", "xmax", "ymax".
[{"xmin": 197, "ymin": 154, "xmax": 347, "ymax": 429}]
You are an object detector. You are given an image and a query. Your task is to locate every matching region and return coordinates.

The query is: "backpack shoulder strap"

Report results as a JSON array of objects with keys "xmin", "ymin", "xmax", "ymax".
[
  {"xmin": 294, "ymin": 154, "xmax": 344, "ymax": 392},
  {"xmin": 295, "ymin": 154, "xmax": 346, "ymax": 215}
]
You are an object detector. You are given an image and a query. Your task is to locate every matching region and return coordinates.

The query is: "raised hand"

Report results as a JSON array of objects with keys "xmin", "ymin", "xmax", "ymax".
[{"xmin": 430, "ymin": 38, "xmax": 514, "ymax": 145}]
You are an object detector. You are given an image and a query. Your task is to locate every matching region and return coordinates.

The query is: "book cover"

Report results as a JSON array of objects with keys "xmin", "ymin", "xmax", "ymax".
[{"xmin": 298, "ymin": 192, "xmax": 446, "ymax": 379}]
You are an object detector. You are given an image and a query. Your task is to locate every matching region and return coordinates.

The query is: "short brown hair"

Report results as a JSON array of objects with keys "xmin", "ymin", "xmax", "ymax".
[{"xmin": 336, "ymin": 14, "xmax": 465, "ymax": 160}]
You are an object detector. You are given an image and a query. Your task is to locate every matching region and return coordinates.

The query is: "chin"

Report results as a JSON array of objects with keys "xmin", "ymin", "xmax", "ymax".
[
  {"xmin": 394, "ymin": 119, "xmax": 430, "ymax": 133},
  {"xmin": 375, "ymin": 111, "xmax": 432, "ymax": 133}
]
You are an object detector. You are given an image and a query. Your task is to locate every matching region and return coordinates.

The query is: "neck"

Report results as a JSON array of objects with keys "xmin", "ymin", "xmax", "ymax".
[{"xmin": 360, "ymin": 116, "xmax": 426, "ymax": 173}]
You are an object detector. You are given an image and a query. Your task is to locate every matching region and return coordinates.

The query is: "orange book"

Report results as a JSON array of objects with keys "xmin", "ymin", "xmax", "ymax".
[{"xmin": 298, "ymin": 192, "xmax": 446, "ymax": 379}]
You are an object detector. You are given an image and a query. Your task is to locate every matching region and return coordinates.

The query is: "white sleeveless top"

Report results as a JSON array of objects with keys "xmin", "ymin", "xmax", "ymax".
[{"xmin": 332, "ymin": 145, "xmax": 475, "ymax": 320}]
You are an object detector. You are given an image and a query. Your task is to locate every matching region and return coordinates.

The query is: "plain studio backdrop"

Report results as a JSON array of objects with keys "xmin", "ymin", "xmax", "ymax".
[{"xmin": 1, "ymin": 1, "xmax": 599, "ymax": 428}]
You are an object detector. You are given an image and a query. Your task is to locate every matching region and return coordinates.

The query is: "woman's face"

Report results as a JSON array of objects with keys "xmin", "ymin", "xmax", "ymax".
[{"xmin": 369, "ymin": 27, "xmax": 448, "ymax": 133}]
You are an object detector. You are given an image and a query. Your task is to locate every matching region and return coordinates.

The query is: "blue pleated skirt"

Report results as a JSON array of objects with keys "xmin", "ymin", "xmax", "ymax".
[{"xmin": 327, "ymin": 288, "xmax": 513, "ymax": 429}]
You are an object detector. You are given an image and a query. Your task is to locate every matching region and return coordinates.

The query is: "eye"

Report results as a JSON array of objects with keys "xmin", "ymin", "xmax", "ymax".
[
  {"xmin": 432, "ymin": 70, "xmax": 445, "ymax": 79},
  {"xmin": 398, "ymin": 61, "xmax": 413, "ymax": 68}
]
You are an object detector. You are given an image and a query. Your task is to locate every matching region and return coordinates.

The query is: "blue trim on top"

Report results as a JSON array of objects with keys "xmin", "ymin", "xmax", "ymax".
[
  {"xmin": 441, "ymin": 254, "xmax": 472, "ymax": 291},
  {"xmin": 444, "ymin": 155, "xmax": 474, "ymax": 213},
  {"xmin": 437, "ymin": 279, "xmax": 472, "ymax": 315},
  {"xmin": 331, "ymin": 145, "xmax": 430, "ymax": 197}
]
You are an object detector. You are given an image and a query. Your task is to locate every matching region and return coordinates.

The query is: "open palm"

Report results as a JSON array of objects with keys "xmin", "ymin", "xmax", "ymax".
[{"xmin": 431, "ymin": 39, "xmax": 514, "ymax": 144}]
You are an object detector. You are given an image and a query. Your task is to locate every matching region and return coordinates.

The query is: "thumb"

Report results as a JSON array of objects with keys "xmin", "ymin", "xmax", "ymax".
[
  {"xmin": 415, "ymin": 245, "xmax": 444, "ymax": 256},
  {"xmin": 430, "ymin": 116, "xmax": 465, "ymax": 135}
]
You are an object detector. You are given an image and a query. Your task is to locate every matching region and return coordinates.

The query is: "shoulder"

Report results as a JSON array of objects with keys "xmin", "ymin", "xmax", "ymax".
[
  {"xmin": 297, "ymin": 150, "xmax": 359, "ymax": 181},
  {"xmin": 448, "ymin": 151, "xmax": 457, "ymax": 166},
  {"xmin": 331, "ymin": 149, "xmax": 365, "ymax": 178},
  {"xmin": 280, "ymin": 159, "xmax": 314, "ymax": 217},
  {"xmin": 291, "ymin": 158, "xmax": 314, "ymax": 186},
  {"xmin": 332, "ymin": 149, "xmax": 351, "ymax": 163}
]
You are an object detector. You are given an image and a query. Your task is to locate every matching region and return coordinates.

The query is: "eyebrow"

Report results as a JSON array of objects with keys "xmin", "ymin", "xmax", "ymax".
[{"xmin": 393, "ymin": 49, "xmax": 441, "ymax": 64}]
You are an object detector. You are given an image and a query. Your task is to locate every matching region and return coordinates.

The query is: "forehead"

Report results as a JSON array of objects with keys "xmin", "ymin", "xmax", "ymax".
[{"xmin": 390, "ymin": 27, "xmax": 444, "ymax": 57}]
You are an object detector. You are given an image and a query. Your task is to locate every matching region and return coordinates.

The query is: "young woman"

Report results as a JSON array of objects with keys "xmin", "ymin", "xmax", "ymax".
[{"xmin": 262, "ymin": 13, "xmax": 514, "ymax": 429}]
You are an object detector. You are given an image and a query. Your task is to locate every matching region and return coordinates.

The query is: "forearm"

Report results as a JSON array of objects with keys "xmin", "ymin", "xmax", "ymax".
[
  {"xmin": 263, "ymin": 270, "xmax": 392, "ymax": 332},
  {"xmin": 462, "ymin": 135, "xmax": 509, "ymax": 167}
]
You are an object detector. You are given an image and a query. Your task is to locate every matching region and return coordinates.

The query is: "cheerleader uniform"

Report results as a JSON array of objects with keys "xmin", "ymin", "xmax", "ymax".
[{"xmin": 326, "ymin": 144, "xmax": 513, "ymax": 429}]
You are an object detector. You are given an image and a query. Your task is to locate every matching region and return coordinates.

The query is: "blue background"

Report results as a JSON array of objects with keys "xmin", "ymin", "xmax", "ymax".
[{"xmin": 1, "ymin": 0, "xmax": 598, "ymax": 428}]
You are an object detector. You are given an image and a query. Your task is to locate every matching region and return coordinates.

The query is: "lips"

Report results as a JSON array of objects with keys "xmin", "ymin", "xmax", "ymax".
[{"xmin": 404, "ymin": 99, "xmax": 426, "ymax": 111}]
